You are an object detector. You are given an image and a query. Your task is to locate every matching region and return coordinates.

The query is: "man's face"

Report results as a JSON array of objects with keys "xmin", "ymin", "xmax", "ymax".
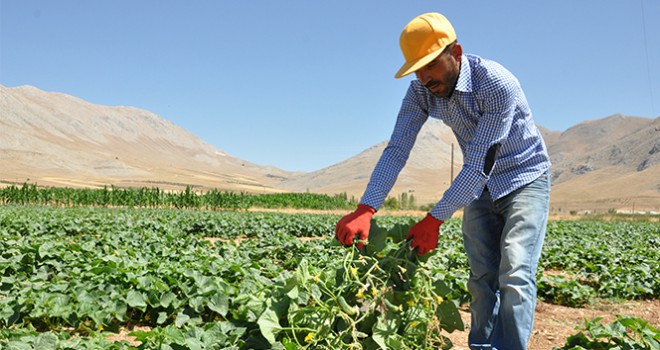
[{"xmin": 415, "ymin": 43, "xmax": 462, "ymax": 98}]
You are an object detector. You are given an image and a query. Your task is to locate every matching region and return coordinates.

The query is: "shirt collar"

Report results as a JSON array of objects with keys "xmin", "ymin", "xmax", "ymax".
[{"xmin": 455, "ymin": 55, "xmax": 472, "ymax": 93}]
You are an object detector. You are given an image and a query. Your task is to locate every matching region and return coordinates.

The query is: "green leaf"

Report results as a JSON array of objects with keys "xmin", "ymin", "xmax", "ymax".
[
  {"xmin": 436, "ymin": 300, "xmax": 464, "ymax": 333},
  {"xmin": 38, "ymin": 241, "xmax": 56, "ymax": 259},
  {"xmin": 185, "ymin": 337, "xmax": 204, "ymax": 350},
  {"xmin": 127, "ymin": 290, "xmax": 147, "ymax": 309},
  {"xmin": 5, "ymin": 340, "xmax": 33, "ymax": 350},
  {"xmin": 160, "ymin": 291, "xmax": 176, "ymax": 308},
  {"xmin": 111, "ymin": 301, "xmax": 127, "ymax": 321},
  {"xmin": 34, "ymin": 333, "xmax": 58, "ymax": 350},
  {"xmin": 372, "ymin": 316, "xmax": 399, "ymax": 349},
  {"xmin": 175, "ymin": 311, "xmax": 191, "ymax": 327},
  {"xmin": 164, "ymin": 326, "xmax": 186, "ymax": 342},
  {"xmin": 364, "ymin": 223, "xmax": 388, "ymax": 255},
  {"xmin": 128, "ymin": 329, "xmax": 155, "ymax": 342},
  {"xmin": 257, "ymin": 307, "xmax": 281, "ymax": 345},
  {"xmin": 157, "ymin": 311, "xmax": 168, "ymax": 324},
  {"xmin": 282, "ymin": 337, "xmax": 297, "ymax": 350},
  {"xmin": 296, "ymin": 258, "xmax": 310, "ymax": 283},
  {"xmin": 282, "ymin": 275, "xmax": 299, "ymax": 300},
  {"xmin": 433, "ymin": 279, "xmax": 453, "ymax": 297},
  {"xmin": 48, "ymin": 294, "xmax": 72, "ymax": 318},
  {"xmin": 386, "ymin": 221, "xmax": 416, "ymax": 243},
  {"xmin": 208, "ymin": 294, "xmax": 229, "ymax": 317},
  {"xmin": 0, "ymin": 303, "xmax": 15, "ymax": 324}
]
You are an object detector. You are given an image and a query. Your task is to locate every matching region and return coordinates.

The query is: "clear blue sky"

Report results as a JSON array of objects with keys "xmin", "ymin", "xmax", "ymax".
[{"xmin": 2, "ymin": 1, "xmax": 659, "ymax": 172}]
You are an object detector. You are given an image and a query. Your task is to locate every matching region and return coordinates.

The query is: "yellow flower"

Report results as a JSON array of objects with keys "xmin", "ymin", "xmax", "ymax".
[
  {"xmin": 350, "ymin": 267, "xmax": 358, "ymax": 278},
  {"xmin": 356, "ymin": 285, "xmax": 366, "ymax": 298},
  {"xmin": 409, "ymin": 321, "xmax": 419, "ymax": 327},
  {"xmin": 305, "ymin": 332, "xmax": 314, "ymax": 343},
  {"xmin": 313, "ymin": 275, "xmax": 320, "ymax": 283},
  {"xmin": 398, "ymin": 266, "xmax": 407, "ymax": 274},
  {"xmin": 371, "ymin": 286, "xmax": 378, "ymax": 298},
  {"xmin": 436, "ymin": 296, "xmax": 444, "ymax": 304},
  {"xmin": 406, "ymin": 300, "xmax": 415, "ymax": 307}
]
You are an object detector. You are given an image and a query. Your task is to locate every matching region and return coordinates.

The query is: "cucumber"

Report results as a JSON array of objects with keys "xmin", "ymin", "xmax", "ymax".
[{"xmin": 337, "ymin": 296, "xmax": 358, "ymax": 316}]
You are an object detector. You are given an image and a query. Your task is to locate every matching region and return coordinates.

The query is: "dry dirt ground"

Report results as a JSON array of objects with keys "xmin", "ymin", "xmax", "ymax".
[{"xmin": 444, "ymin": 299, "xmax": 660, "ymax": 350}]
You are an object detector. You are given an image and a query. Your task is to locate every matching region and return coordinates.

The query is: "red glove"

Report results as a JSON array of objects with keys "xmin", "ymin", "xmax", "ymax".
[
  {"xmin": 335, "ymin": 204, "xmax": 375, "ymax": 250},
  {"xmin": 407, "ymin": 213, "xmax": 444, "ymax": 255}
]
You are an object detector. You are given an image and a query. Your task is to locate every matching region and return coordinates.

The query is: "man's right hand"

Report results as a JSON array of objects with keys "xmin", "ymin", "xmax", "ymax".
[{"xmin": 335, "ymin": 204, "xmax": 375, "ymax": 250}]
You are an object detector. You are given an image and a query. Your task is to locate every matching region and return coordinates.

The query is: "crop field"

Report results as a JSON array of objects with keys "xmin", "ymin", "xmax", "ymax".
[{"xmin": 1, "ymin": 203, "xmax": 659, "ymax": 349}]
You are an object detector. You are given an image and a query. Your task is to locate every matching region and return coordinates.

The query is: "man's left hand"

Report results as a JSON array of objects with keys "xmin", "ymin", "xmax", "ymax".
[{"xmin": 407, "ymin": 213, "xmax": 444, "ymax": 255}]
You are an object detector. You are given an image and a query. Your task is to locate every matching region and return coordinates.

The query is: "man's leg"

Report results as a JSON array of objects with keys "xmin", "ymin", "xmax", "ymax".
[
  {"xmin": 462, "ymin": 189, "xmax": 504, "ymax": 349},
  {"xmin": 491, "ymin": 172, "xmax": 551, "ymax": 350}
]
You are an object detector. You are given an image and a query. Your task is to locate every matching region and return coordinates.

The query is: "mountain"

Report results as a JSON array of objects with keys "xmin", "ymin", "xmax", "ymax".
[
  {"xmin": 276, "ymin": 118, "xmax": 463, "ymax": 206},
  {"xmin": 547, "ymin": 114, "xmax": 660, "ymax": 213},
  {"xmin": 2, "ymin": 85, "xmax": 658, "ymax": 213},
  {"xmin": 548, "ymin": 115, "xmax": 657, "ymax": 182},
  {"xmin": 0, "ymin": 85, "xmax": 292, "ymax": 192},
  {"xmin": 280, "ymin": 113, "xmax": 659, "ymax": 213}
]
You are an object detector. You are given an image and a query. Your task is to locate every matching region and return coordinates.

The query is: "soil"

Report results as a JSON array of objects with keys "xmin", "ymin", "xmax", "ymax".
[{"xmin": 444, "ymin": 299, "xmax": 660, "ymax": 350}]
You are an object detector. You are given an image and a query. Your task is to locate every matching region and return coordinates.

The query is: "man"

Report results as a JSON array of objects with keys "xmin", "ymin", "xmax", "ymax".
[{"xmin": 335, "ymin": 12, "xmax": 551, "ymax": 350}]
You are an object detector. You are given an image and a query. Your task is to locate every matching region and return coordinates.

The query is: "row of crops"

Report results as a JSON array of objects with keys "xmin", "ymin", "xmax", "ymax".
[
  {"xmin": 0, "ymin": 183, "xmax": 355, "ymax": 210},
  {"xmin": 1, "ymin": 205, "xmax": 659, "ymax": 349}
]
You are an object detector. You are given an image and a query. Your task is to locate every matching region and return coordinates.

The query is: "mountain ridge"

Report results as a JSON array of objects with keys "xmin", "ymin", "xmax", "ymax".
[
  {"xmin": 1, "ymin": 84, "xmax": 291, "ymax": 192},
  {"xmin": 2, "ymin": 84, "xmax": 658, "ymax": 213}
]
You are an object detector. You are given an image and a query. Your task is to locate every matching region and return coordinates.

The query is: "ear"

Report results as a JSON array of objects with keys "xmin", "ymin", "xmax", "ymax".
[{"xmin": 451, "ymin": 42, "xmax": 463, "ymax": 60}]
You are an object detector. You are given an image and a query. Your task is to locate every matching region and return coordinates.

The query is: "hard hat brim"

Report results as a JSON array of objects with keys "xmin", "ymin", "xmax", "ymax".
[{"xmin": 394, "ymin": 46, "xmax": 444, "ymax": 79}]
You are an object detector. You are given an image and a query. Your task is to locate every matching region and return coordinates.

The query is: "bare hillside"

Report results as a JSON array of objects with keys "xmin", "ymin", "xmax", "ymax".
[
  {"xmin": 276, "ymin": 119, "xmax": 463, "ymax": 206},
  {"xmin": 0, "ymin": 85, "xmax": 291, "ymax": 192},
  {"xmin": 2, "ymin": 84, "xmax": 658, "ymax": 213},
  {"xmin": 278, "ymin": 115, "xmax": 660, "ymax": 213},
  {"xmin": 548, "ymin": 114, "xmax": 657, "ymax": 183},
  {"xmin": 548, "ymin": 115, "xmax": 660, "ymax": 212}
]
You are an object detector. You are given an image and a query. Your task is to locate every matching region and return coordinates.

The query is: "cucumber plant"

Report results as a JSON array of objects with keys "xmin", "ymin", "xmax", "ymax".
[{"xmin": 257, "ymin": 221, "xmax": 464, "ymax": 349}]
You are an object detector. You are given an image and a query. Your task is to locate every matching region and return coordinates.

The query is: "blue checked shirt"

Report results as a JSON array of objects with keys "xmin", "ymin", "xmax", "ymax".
[{"xmin": 361, "ymin": 54, "xmax": 551, "ymax": 221}]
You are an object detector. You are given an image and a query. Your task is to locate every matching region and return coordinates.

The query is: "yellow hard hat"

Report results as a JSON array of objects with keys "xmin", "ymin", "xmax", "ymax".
[{"xmin": 395, "ymin": 12, "xmax": 457, "ymax": 79}]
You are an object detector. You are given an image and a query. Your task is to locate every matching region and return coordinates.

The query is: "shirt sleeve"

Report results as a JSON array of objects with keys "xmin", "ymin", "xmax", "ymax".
[
  {"xmin": 429, "ymin": 74, "xmax": 518, "ymax": 221},
  {"xmin": 360, "ymin": 84, "xmax": 428, "ymax": 210}
]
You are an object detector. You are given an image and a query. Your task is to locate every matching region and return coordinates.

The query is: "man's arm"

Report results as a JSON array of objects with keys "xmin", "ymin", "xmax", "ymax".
[
  {"xmin": 335, "ymin": 84, "xmax": 428, "ymax": 248},
  {"xmin": 360, "ymin": 85, "xmax": 429, "ymax": 210}
]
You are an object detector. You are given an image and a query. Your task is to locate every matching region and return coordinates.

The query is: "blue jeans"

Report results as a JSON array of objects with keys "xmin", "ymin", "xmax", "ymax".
[{"xmin": 462, "ymin": 172, "xmax": 550, "ymax": 350}]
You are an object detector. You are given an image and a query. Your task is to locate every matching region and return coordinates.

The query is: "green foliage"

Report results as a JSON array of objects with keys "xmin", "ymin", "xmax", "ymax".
[
  {"xmin": 382, "ymin": 197, "xmax": 400, "ymax": 210},
  {"xmin": 538, "ymin": 275, "xmax": 594, "ymax": 307},
  {"xmin": 0, "ymin": 183, "xmax": 356, "ymax": 210},
  {"xmin": 554, "ymin": 315, "xmax": 660, "ymax": 350},
  {"xmin": 540, "ymin": 221, "xmax": 660, "ymax": 300},
  {"xmin": 0, "ymin": 206, "xmax": 658, "ymax": 349},
  {"xmin": 381, "ymin": 192, "xmax": 419, "ymax": 210},
  {"xmin": 0, "ymin": 326, "xmax": 136, "ymax": 349},
  {"xmin": 0, "ymin": 206, "xmax": 465, "ymax": 349},
  {"xmin": 257, "ymin": 221, "xmax": 463, "ymax": 349}
]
